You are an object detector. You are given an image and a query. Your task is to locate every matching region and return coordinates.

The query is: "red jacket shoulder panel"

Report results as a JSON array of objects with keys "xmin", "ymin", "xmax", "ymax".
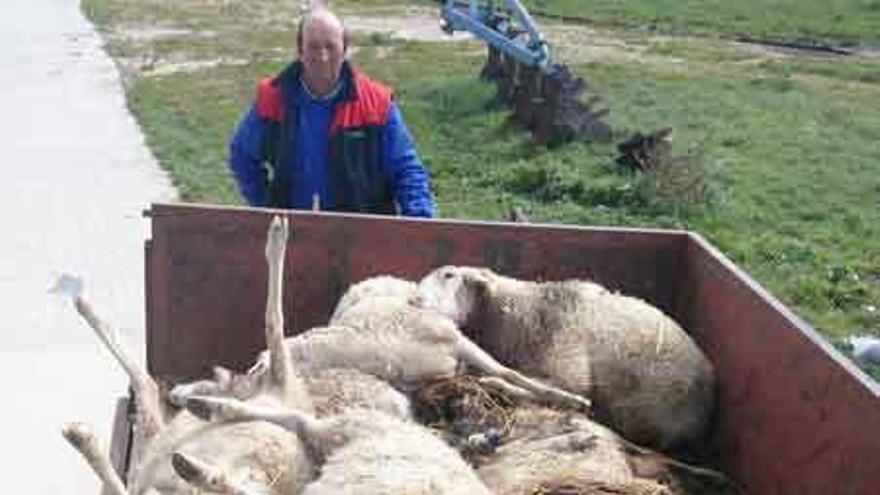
[
  {"xmin": 256, "ymin": 77, "xmax": 284, "ymax": 122},
  {"xmin": 331, "ymin": 72, "xmax": 393, "ymax": 133}
]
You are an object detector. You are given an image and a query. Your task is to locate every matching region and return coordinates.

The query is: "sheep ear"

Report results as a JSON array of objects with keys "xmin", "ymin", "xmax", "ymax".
[{"xmin": 464, "ymin": 270, "xmax": 495, "ymax": 297}]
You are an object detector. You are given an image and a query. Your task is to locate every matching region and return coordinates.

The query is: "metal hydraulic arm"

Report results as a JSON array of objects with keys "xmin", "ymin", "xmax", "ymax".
[{"xmin": 440, "ymin": 0, "xmax": 552, "ymax": 71}]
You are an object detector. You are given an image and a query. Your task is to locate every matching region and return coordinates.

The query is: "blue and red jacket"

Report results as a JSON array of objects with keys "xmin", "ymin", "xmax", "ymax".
[{"xmin": 229, "ymin": 61, "xmax": 436, "ymax": 216}]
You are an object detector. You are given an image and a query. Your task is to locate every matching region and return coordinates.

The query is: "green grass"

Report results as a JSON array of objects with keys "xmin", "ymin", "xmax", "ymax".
[
  {"xmin": 83, "ymin": 0, "xmax": 880, "ymax": 45},
  {"xmin": 525, "ymin": 0, "xmax": 880, "ymax": 44},
  {"xmin": 579, "ymin": 62, "xmax": 880, "ymax": 336},
  {"xmin": 82, "ymin": 0, "xmax": 421, "ymax": 29},
  {"xmin": 82, "ymin": 0, "xmax": 880, "ymax": 371}
]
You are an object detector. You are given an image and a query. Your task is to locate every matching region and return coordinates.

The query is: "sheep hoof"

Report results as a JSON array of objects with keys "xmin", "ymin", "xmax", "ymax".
[
  {"xmin": 61, "ymin": 421, "xmax": 94, "ymax": 450},
  {"xmin": 265, "ymin": 216, "xmax": 289, "ymax": 263},
  {"xmin": 171, "ymin": 452, "xmax": 208, "ymax": 484},
  {"xmin": 167, "ymin": 386, "xmax": 189, "ymax": 408},
  {"xmin": 559, "ymin": 394, "xmax": 592, "ymax": 414},
  {"xmin": 172, "ymin": 451, "xmax": 239, "ymax": 492}
]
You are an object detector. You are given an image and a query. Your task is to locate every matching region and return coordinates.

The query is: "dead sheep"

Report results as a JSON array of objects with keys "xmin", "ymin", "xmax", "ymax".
[
  {"xmin": 60, "ymin": 285, "xmax": 313, "ymax": 495},
  {"xmin": 476, "ymin": 406, "xmax": 737, "ymax": 495},
  {"xmin": 412, "ymin": 376, "xmax": 738, "ymax": 495},
  {"xmin": 185, "ymin": 395, "xmax": 494, "ymax": 495},
  {"xmin": 59, "ymin": 217, "xmax": 313, "ymax": 494},
  {"xmin": 328, "ymin": 275, "xmax": 419, "ymax": 323},
  {"xmin": 169, "ymin": 276, "xmax": 417, "ymax": 420},
  {"xmin": 286, "ymin": 275, "xmax": 592, "ymax": 410},
  {"xmin": 226, "ymin": 274, "xmax": 591, "ymax": 414},
  {"xmin": 302, "ymin": 367, "xmax": 411, "ymax": 419},
  {"xmin": 171, "ymin": 365, "xmax": 412, "ymax": 422},
  {"xmin": 417, "ymin": 265, "xmax": 716, "ymax": 450}
]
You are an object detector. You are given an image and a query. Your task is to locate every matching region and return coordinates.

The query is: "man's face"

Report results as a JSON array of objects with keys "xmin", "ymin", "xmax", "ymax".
[{"xmin": 299, "ymin": 14, "xmax": 346, "ymax": 92}]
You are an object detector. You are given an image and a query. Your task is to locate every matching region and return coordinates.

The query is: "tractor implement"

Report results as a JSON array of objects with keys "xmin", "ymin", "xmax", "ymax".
[{"xmin": 440, "ymin": 0, "xmax": 612, "ymax": 145}]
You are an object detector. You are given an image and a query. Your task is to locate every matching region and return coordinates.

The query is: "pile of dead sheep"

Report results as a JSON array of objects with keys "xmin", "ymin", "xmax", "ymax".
[{"xmin": 60, "ymin": 216, "xmax": 739, "ymax": 495}]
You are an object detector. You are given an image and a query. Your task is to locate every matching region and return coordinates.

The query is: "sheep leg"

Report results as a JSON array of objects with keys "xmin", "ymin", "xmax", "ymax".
[
  {"xmin": 167, "ymin": 366, "xmax": 236, "ymax": 407},
  {"xmin": 62, "ymin": 422, "xmax": 128, "ymax": 495},
  {"xmin": 618, "ymin": 436, "xmax": 738, "ymax": 492},
  {"xmin": 168, "ymin": 366, "xmax": 266, "ymax": 408},
  {"xmin": 185, "ymin": 395, "xmax": 324, "ymax": 441},
  {"xmin": 72, "ymin": 293, "xmax": 165, "ymax": 443},
  {"xmin": 456, "ymin": 337, "xmax": 592, "ymax": 411},
  {"xmin": 171, "ymin": 452, "xmax": 264, "ymax": 495},
  {"xmin": 477, "ymin": 376, "xmax": 540, "ymax": 402},
  {"xmin": 264, "ymin": 216, "xmax": 312, "ymax": 409},
  {"xmin": 168, "ymin": 378, "xmax": 224, "ymax": 408}
]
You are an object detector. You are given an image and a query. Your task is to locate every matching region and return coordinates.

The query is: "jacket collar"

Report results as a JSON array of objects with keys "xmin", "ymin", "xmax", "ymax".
[{"xmin": 274, "ymin": 60, "xmax": 358, "ymax": 110}]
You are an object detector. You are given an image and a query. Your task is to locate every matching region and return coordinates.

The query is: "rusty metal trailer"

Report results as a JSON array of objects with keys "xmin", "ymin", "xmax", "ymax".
[{"xmin": 107, "ymin": 202, "xmax": 880, "ymax": 495}]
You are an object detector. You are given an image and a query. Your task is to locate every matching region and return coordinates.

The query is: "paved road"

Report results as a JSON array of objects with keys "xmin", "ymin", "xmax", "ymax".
[{"xmin": 0, "ymin": 0, "xmax": 176, "ymax": 491}]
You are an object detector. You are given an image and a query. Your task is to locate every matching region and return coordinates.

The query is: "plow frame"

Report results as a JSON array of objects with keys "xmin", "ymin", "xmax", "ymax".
[{"xmin": 440, "ymin": 0, "xmax": 552, "ymax": 71}]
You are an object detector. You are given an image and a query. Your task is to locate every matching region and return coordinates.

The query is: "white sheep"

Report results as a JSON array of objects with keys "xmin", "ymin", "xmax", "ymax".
[
  {"xmin": 169, "ymin": 361, "xmax": 412, "ymax": 422},
  {"xmin": 303, "ymin": 367, "xmax": 411, "ymax": 419},
  {"xmin": 417, "ymin": 265, "xmax": 716, "ymax": 450},
  {"xmin": 328, "ymin": 275, "xmax": 419, "ymax": 323},
  {"xmin": 216, "ymin": 273, "xmax": 590, "ymax": 415},
  {"xmin": 184, "ymin": 395, "xmax": 494, "ymax": 495},
  {"xmin": 168, "ymin": 276, "xmax": 422, "ymax": 416},
  {"xmin": 276, "ymin": 275, "xmax": 592, "ymax": 410},
  {"xmin": 60, "ymin": 216, "xmax": 313, "ymax": 494}
]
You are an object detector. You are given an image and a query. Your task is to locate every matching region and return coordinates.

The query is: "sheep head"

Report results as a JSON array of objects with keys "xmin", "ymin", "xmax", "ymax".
[{"xmin": 417, "ymin": 266, "xmax": 498, "ymax": 328}]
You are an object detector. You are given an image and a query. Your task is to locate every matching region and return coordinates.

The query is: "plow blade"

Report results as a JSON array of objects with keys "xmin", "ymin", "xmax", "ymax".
[{"xmin": 482, "ymin": 46, "xmax": 613, "ymax": 145}]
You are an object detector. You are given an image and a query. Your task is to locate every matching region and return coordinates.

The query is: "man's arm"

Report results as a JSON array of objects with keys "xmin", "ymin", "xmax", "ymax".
[
  {"xmin": 383, "ymin": 103, "xmax": 437, "ymax": 218},
  {"xmin": 229, "ymin": 104, "xmax": 270, "ymax": 207}
]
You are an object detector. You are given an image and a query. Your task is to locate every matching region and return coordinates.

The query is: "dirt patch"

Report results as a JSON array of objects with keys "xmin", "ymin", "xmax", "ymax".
[
  {"xmin": 111, "ymin": 25, "xmax": 203, "ymax": 42},
  {"xmin": 116, "ymin": 53, "xmax": 259, "ymax": 78},
  {"xmin": 146, "ymin": 58, "xmax": 250, "ymax": 76},
  {"xmin": 343, "ymin": 6, "xmax": 473, "ymax": 42},
  {"xmin": 545, "ymin": 24, "xmax": 684, "ymax": 65}
]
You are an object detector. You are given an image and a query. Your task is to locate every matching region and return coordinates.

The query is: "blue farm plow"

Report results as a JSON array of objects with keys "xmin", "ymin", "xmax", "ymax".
[{"xmin": 439, "ymin": 0, "xmax": 613, "ymax": 145}]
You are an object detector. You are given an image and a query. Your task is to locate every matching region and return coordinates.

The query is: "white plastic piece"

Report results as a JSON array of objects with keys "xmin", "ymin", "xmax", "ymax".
[
  {"xmin": 49, "ymin": 273, "xmax": 85, "ymax": 300},
  {"xmin": 847, "ymin": 335, "xmax": 880, "ymax": 366}
]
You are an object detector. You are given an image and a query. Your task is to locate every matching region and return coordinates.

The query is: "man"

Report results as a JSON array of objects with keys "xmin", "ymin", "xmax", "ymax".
[{"xmin": 228, "ymin": 7, "xmax": 436, "ymax": 217}]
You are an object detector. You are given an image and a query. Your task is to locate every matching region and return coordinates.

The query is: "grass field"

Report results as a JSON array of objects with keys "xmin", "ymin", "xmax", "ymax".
[
  {"xmin": 81, "ymin": 0, "xmax": 880, "ymax": 372},
  {"xmin": 523, "ymin": 0, "xmax": 880, "ymax": 44}
]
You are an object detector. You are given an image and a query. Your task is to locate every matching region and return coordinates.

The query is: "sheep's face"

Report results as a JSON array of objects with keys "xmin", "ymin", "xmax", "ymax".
[{"xmin": 418, "ymin": 266, "xmax": 490, "ymax": 327}]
